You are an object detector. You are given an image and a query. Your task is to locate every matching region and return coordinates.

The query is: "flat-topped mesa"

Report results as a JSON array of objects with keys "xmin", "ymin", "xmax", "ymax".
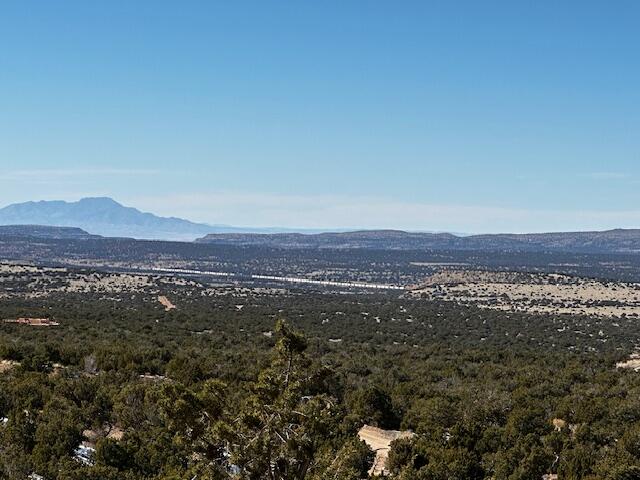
[
  {"xmin": 196, "ymin": 229, "xmax": 640, "ymax": 254},
  {"xmin": 0, "ymin": 224, "xmax": 98, "ymax": 240}
]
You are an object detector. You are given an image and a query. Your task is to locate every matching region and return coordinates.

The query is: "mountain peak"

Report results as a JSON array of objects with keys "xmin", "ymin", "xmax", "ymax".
[
  {"xmin": 0, "ymin": 197, "xmax": 213, "ymax": 241},
  {"xmin": 77, "ymin": 197, "xmax": 123, "ymax": 207}
]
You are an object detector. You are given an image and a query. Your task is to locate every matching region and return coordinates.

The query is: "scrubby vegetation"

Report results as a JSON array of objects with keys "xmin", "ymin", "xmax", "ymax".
[
  {"xmin": 6, "ymin": 234, "xmax": 640, "ymax": 285},
  {"xmin": 2, "ymin": 280, "xmax": 640, "ymax": 479}
]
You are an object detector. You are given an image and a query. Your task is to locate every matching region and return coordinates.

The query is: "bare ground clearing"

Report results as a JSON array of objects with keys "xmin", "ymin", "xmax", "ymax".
[
  {"xmin": 409, "ymin": 269, "xmax": 640, "ymax": 318},
  {"xmin": 0, "ymin": 359, "xmax": 19, "ymax": 373},
  {"xmin": 358, "ymin": 425, "xmax": 414, "ymax": 476},
  {"xmin": 158, "ymin": 295, "xmax": 176, "ymax": 311}
]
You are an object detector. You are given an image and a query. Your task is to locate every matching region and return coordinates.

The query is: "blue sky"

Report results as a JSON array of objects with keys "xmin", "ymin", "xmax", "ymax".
[{"xmin": 1, "ymin": 1, "xmax": 638, "ymax": 232}]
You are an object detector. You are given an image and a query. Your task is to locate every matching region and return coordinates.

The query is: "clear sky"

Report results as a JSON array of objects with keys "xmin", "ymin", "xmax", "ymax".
[{"xmin": 1, "ymin": 1, "xmax": 638, "ymax": 233}]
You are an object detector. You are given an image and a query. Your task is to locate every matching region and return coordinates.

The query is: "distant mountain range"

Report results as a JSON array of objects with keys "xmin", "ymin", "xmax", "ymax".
[
  {"xmin": 196, "ymin": 229, "xmax": 640, "ymax": 254},
  {"xmin": 0, "ymin": 197, "xmax": 218, "ymax": 241},
  {"xmin": 0, "ymin": 197, "xmax": 292, "ymax": 241},
  {"xmin": 0, "ymin": 198, "xmax": 338, "ymax": 240},
  {"xmin": 2, "ymin": 198, "xmax": 640, "ymax": 253}
]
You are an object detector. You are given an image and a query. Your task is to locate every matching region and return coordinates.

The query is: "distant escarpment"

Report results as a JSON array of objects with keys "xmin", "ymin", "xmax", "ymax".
[{"xmin": 196, "ymin": 229, "xmax": 640, "ymax": 254}]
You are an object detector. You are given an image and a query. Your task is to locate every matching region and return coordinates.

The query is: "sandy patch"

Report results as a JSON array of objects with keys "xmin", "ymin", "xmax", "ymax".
[
  {"xmin": 158, "ymin": 295, "xmax": 176, "ymax": 311},
  {"xmin": 66, "ymin": 274, "xmax": 152, "ymax": 293},
  {"xmin": 82, "ymin": 425, "xmax": 125, "ymax": 448},
  {"xmin": 358, "ymin": 425, "xmax": 414, "ymax": 476},
  {"xmin": 410, "ymin": 270, "xmax": 640, "ymax": 318},
  {"xmin": 0, "ymin": 359, "xmax": 20, "ymax": 373},
  {"xmin": 617, "ymin": 353, "xmax": 640, "ymax": 371}
]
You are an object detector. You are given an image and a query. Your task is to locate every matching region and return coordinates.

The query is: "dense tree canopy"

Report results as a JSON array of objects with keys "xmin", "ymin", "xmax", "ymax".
[{"xmin": 2, "ymin": 285, "xmax": 640, "ymax": 479}]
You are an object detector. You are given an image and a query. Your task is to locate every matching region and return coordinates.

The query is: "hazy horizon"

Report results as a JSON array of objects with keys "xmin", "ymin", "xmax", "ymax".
[{"xmin": 3, "ymin": 196, "xmax": 640, "ymax": 237}]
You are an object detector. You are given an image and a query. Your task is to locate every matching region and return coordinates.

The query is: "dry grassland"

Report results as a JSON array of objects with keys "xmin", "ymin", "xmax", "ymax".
[{"xmin": 410, "ymin": 269, "xmax": 640, "ymax": 318}]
